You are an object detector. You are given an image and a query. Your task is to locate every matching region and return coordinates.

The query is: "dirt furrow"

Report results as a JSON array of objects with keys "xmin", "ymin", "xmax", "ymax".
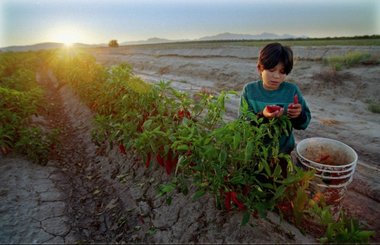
[{"xmin": 37, "ymin": 68, "xmax": 127, "ymax": 243}]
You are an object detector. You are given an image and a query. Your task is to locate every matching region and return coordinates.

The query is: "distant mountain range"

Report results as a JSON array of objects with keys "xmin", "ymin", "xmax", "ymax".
[
  {"xmin": 0, "ymin": 42, "xmax": 106, "ymax": 52},
  {"xmin": 1, "ymin": 32, "xmax": 307, "ymax": 51},
  {"xmin": 120, "ymin": 37, "xmax": 180, "ymax": 45},
  {"xmin": 1, "ymin": 42, "xmax": 63, "ymax": 52},
  {"xmin": 198, "ymin": 32, "xmax": 307, "ymax": 41},
  {"xmin": 120, "ymin": 32, "xmax": 307, "ymax": 45}
]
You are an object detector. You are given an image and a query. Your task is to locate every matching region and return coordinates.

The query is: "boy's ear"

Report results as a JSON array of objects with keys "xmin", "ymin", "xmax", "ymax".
[{"xmin": 256, "ymin": 66, "xmax": 262, "ymax": 76}]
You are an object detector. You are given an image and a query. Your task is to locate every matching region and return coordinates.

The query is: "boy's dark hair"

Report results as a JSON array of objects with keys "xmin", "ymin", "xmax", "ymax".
[{"xmin": 257, "ymin": 42, "xmax": 293, "ymax": 75}]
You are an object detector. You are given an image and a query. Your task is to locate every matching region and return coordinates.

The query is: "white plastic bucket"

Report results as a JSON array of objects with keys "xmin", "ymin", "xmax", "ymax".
[{"xmin": 296, "ymin": 137, "xmax": 358, "ymax": 208}]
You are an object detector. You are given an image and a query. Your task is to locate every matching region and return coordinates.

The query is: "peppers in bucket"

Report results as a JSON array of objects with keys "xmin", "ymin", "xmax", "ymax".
[{"xmin": 296, "ymin": 137, "xmax": 358, "ymax": 214}]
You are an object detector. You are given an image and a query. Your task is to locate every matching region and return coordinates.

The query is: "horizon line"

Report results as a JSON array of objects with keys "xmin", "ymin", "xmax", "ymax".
[{"xmin": 1, "ymin": 33, "xmax": 379, "ymax": 49}]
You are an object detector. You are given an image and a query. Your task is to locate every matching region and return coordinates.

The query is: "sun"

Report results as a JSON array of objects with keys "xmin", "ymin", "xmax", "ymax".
[
  {"xmin": 56, "ymin": 32, "xmax": 77, "ymax": 47},
  {"xmin": 49, "ymin": 26, "xmax": 86, "ymax": 46},
  {"xmin": 61, "ymin": 39, "xmax": 74, "ymax": 47}
]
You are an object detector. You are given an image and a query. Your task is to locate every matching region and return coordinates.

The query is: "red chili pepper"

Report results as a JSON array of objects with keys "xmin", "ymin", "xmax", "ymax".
[
  {"xmin": 242, "ymin": 185, "xmax": 250, "ymax": 196},
  {"xmin": 165, "ymin": 151, "xmax": 178, "ymax": 175},
  {"xmin": 177, "ymin": 109, "xmax": 191, "ymax": 120},
  {"xmin": 0, "ymin": 146, "xmax": 11, "ymax": 155},
  {"xmin": 313, "ymin": 192, "xmax": 322, "ymax": 202},
  {"xmin": 119, "ymin": 144, "xmax": 126, "ymax": 155},
  {"xmin": 156, "ymin": 154, "xmax": 165, "ymax": 167},
  {"xmin": 289, "ymin": 94, "xmax": 299, "ymax": 109},
  {"xmin": 185, "ymin": 110, "xmax": 191, "ymax": 119},
  {"xmin": 231, "ymin": 192, "xmax": 245, "ymax": 210},
  {"xmin": 266, "ymin": 105, "xmax": 281, "ymax": 113},
  {"xmin": 166, "ymin": 162, "xmax": 172, "ymax": 174},
  {"xmin": 165, "ymin": 151, "xmax": 172, "ymax": 175},
  {"xmin": 320, "ymin": 155, "xmax": 330, "ymax": 162},
  {"xmin": 277, "ymin": 201, "xmax": 292, "ymax": 214},
  {"xmin": 185, "ymin": 150, "xmax": 192, "ymax": 156},
  {"xmin": 145, "ymin": 153, "xmax": 151, "ymax": 168},
  {"xmin": 293, "ymin": 94, "xmax": 299, "ymax": 104},
  {"xmin": 225, "ymin": 192, "xmax": 232, "ymax": 211},
  {"xmin": 178, "ymin": 110, "xmax": 185, "ymax": 120}
]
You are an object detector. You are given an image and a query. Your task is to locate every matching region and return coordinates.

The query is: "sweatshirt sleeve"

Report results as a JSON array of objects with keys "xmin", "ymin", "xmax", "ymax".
[{"xmin": 239, "ymin": 84, "xmax": 253, "ymax": 117}]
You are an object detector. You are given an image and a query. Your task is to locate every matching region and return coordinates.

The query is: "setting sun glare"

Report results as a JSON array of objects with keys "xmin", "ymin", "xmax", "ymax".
[{"xmin": 48, "ymin": 25, "xmax": 87, "ymax": 46}]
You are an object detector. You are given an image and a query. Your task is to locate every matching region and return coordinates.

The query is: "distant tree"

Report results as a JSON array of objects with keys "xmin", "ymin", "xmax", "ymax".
[{"xmin": 108, "ymin": 39, "xmax": 119, "ymax": 47}]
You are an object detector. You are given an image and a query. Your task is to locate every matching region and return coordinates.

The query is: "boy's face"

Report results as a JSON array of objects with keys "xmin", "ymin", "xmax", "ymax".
[{"xmin": 259, "ymin": 62, "xmax": 286, "ymax": 90}]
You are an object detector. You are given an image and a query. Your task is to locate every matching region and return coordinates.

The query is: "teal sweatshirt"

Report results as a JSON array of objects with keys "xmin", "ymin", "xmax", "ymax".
[{"xmin": 240, "ymin": 80, "xmax": 311, "ymax": 153}]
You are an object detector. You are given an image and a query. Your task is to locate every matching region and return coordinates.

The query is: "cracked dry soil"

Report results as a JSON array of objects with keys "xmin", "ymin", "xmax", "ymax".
[
  {"xmin": 40, "ymin": 72, "xmax": 127, "ymax": 242},
  {"xmin": 0, "ymin": 67, "xmax": 315, "ymax": 243}
]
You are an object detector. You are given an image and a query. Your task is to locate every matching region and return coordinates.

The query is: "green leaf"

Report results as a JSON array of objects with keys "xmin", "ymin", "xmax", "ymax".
[
  {"xmin": 230, "ymin": 174, "xmax": 245, "ymax": 185},
  {"xmin": 157, "ymin": 182, "xmax": 176, "ymax": 197},
  {"xmin": 176, "ymin": 144, "xmax": 189, "ymax": 151},
  {"xmin": 254, "ymin": 202, "xmax": 269, "ymax": 218},
  {"xmin": 233, "ymin": 133, "xmax": 241, "ymax": 150},
  {"xmin": 321, "ymin": 208, "xmax": 334, "ymax": 225},
  {"xmin": 263, "ymin": 160, "xmax": 272, "ymax": 176},
  {"xmin": 356, "ymin": 230, "xmax": 375, "ymax": 239},
  {"xmin": 256, "ymin": 161, "xmax": 264, "ymax": 173},
  {"xmin": 319, "ymin": 237, "xmax": 329, "ymax": 244},
  {"xmin": 280, "ymin": 175, "xmax": 302, "ymax": 185},
  {"xmin": 192, "ymin": 190, "xmax": 206, "ymax": 201},
  {"xmin": 273, "ymin": 185, "xmax": 286, "ymax": 200},
  {"xmin": 166, "ymin": 196, "xmax": 172, "ymax": 205},
  {"xmin": 218, "ymin": 151, "xmax": 227, "ymax": 164},
  {"xmin": 261, "ymin": 182, "xmax": 274, "ymax": 190},
  {"xmin": 142, "ymin": 119, "xmax": 153, "ymax": 129},
  {"xmin": 272, "ymin": 163, "xmax": 282, "ymax": 178},
  {"xmin": 244, "ymin": 141, "xmax": 254, "ymax": 163},
  {"xmin": 241, "ymin": 211, "xmax": 250, "ymax": 226}
]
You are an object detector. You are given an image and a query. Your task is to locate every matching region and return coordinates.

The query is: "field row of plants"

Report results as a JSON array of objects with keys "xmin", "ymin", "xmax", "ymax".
[
  {"xmin": 1, "ymin": 48, "xmax": 373, "ymax": 243},
  {"xmin": 49, "ymin": 48, "xmax": 306, "ymax": 215},
  {"xmin": 0, "ymin": 51, "xmax": 57, "ymax": 164},
  {"xmin": 47, "ymin": 47, "xmax": 375, "ymax": 243}
]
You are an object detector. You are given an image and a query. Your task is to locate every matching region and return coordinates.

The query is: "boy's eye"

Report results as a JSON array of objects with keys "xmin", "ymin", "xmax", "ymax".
[{"xmin": 269, "ymin": 69, "xmax": 285, "ymax": 74}]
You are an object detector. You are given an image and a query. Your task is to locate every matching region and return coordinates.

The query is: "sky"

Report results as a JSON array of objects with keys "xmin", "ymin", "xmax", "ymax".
[{"xmin": 1, "ymin": 0, "xmax": 379, "ymax": 47}]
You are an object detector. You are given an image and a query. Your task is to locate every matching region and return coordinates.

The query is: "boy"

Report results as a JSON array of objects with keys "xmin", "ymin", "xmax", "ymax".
[{"xmin": 240, "ymin": 42, "xmax": 311, "ymax": 171}]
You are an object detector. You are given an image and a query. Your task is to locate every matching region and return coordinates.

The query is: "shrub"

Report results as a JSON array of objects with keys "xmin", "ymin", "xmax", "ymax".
[
  {"xmin": 367, "ymin": 101, "xmax": 380, "ymax": 113},
  {"xmin": 108, "ymin": 39, "xmax": 119, "ymax": 48},
  {"xmin": 324, "ymin": 52, "xmax": 377, "ymax": 71}
]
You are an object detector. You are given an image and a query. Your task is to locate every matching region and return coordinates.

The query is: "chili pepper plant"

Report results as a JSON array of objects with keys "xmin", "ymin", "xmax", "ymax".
[
  {"xmin": 0, "ymin": 51, "xmax": 57, "ymax": 163},
  {"xmin": 47, "ymin": 49, "xmax": 375, "ymax": 243}
]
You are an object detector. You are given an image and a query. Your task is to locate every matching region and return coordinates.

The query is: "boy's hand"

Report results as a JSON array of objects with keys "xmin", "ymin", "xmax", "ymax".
[
  {"xmin": 264, "ymin": 105, "xmax": 284, "ymax": 118},
  {"xmin": 288, "ymin": 103, "xmax": 302, "ymax": 118}
]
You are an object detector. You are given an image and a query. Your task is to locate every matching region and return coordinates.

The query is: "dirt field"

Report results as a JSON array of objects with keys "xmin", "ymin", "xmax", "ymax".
[
  {"xmin": 91, "ymin": 43, "xmax": 380, "ymax": 239},
  {"xmin": 1, "ymin": 44, "xmax": 379, "ymax": 243}
]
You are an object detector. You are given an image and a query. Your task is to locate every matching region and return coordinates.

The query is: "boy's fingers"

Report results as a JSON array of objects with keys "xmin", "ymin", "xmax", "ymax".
[{"xmin": 288, "ymin": 108, "xmax": 301, "ymax": 118}]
